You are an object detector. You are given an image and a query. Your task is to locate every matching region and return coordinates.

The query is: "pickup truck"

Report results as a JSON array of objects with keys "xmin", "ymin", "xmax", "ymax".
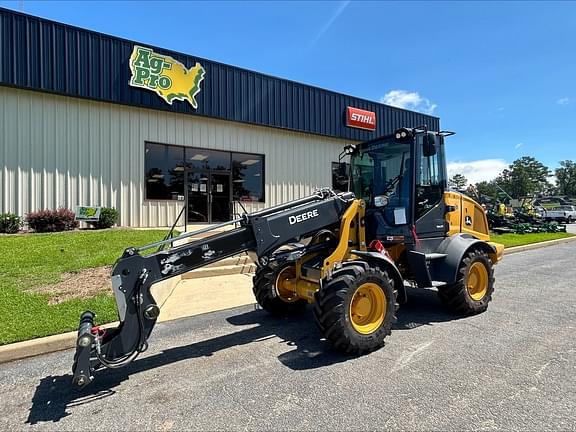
[{"xmin": 543, "ymin": 205, "xmax": 576, "ymax": 223}]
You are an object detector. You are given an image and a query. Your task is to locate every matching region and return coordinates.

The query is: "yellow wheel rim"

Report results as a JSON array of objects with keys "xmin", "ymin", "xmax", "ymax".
[
  {"xmin": 275, "ymin": 266, "xmax": 299, "ymax": 303},
  {"xmin": 467, "ymin": 262, "xmax": 488, "ymax": 301},
  {"xmin": 349, "ymin": 282, "xmax": 386, "ymax": 335}
]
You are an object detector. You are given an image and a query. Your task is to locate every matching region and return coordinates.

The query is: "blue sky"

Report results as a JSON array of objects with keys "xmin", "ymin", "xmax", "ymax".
[{"xmin": 2, "ymin": 0, "xmax": 574, "ymax": 183}]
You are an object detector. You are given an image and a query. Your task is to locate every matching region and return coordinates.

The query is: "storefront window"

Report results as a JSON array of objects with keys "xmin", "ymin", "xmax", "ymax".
[
  {"xmin": 185, "ymin": 148, "xmax": 231, "ymax": 171},
  {"xmin": 145, "ymin": 143, "xmax": 185, "ymax": 200},
  {"xmin": 145, "ymin": 143, "xmax": 264, "ymax": 203},
  {"xmin": 232, "ymin": 153, "xmax": 264, "ymax": 202}
]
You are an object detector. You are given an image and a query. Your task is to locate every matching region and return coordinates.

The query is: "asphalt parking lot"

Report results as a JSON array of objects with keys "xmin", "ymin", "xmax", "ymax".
[{"xmin": 1, "ymin": 241, "xmax": 575, "ymax": 431}]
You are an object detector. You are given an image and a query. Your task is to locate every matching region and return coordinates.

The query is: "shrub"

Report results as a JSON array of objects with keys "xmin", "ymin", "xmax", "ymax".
[
  {"xmin": 26, "ymin": 207, "xmax": 79, "ymax": 233},
  {"xmin": 0, "ymin": 213, "xmax": 22, "ymax": 234},
  {"xmin": 88, "ymin": 207, "xmax": 119, "ymax": 229}
]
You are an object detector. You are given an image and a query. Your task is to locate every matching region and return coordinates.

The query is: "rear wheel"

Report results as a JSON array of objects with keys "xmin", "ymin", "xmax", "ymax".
[
  {"xmin": 437, "ymin": 248, "xmax": 494, "ymax": 314},
  {"xmin": 253, "ymin": 263, "xmax": 308, "ymax": 316},
  {"xmin": 313, "ymin": 262, "xmax": 398, "ymax": 355}
]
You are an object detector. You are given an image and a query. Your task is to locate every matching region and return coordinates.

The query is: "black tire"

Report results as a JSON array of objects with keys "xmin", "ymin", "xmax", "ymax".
[
  {"xmin": 566, "ymin": 216, "xmax": 573, "ymax": 224},
  {"xmin": 437, "ymin": 248, "xmax": 495, "ymax": 315},
  {"xmin": 252, "ymin": 263, "xmax": 308, "ymax": 316},
  {"xmin": 313, "ymin": 262, "xmax": 398, "ymax": 355}
]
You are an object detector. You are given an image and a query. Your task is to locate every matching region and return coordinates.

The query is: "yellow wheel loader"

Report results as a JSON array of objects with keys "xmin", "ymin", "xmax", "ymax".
[{"xmin": 72, "ymin": 126, "xmax": 503, "ymax": 387}]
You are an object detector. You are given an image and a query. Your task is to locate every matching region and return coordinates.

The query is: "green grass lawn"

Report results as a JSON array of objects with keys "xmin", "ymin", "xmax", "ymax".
[
  {"xmin": 0, "ymin": 229, "xmax": 172, "ymax": 345},
  {"xmin": 491, "ymin": 231, "xmax": 574, "ymax": 248}
]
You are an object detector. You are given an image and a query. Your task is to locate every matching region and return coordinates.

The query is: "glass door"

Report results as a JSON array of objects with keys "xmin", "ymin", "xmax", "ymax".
[
  {"xmin": 186, "ymin": 171, "xmax": 209, "ymax": 223},
  {"xmin": 210, "ymin": 173, "xmax": 231, "ymax": 222}
]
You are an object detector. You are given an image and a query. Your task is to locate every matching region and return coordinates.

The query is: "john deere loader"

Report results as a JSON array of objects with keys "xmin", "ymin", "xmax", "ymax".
[{"xmin": 72, "ymin": 126, "xmax": 504, "ymax": 387}]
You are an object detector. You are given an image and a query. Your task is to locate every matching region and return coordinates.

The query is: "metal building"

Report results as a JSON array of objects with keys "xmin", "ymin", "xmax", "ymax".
[{"xmin": 0, "ymin": 8, "xmax": 439, "ymax": 227}]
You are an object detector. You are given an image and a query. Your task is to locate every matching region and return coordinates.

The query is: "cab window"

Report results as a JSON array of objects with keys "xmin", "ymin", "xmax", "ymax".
[{"xmin": 416, "ymin": 135, "xmax": 446, "ymax": 219}]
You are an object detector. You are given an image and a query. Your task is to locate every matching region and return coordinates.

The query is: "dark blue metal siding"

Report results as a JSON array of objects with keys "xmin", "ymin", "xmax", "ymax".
[{"xmin": 0, "ymin": 8, "xmax": 439, "ymax": 140}]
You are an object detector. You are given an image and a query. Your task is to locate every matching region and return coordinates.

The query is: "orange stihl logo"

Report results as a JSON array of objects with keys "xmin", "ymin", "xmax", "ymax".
[{"xmin": 346, "ymin": 107, "xmax": 376, "ymax": 131}]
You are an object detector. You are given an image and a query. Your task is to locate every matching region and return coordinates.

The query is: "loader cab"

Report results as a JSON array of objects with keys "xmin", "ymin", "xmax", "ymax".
[{"xmin": 349, "ymin": 128, "xmax": 449, "ymax": 247}]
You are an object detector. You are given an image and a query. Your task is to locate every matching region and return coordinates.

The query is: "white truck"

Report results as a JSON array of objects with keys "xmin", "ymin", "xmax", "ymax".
[{"xmin": 543, "ymin": 205, "xmax": 576, "ymax": 223}]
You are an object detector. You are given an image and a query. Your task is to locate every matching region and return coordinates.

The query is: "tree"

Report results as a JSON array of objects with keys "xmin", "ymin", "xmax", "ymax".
[
  {"xmin": 495, "ymin": 156, "xmax": 551, "ymax": 199},
  {"xmin": 555, "ymin": 160, "xmax": 576, "ymax": 197},
  {"xmin": 473, "ymin": 180, "xmax": 500, "ymax": 200},
  {"xmin": 449, "ymin": 173, "xmax": 468, "ymax": 190}
]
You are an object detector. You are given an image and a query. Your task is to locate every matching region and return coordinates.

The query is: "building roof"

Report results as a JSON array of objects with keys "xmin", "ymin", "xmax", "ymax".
[{"xmin": 0, "ymin": 7, "xmax": 439, "ymax": 140}]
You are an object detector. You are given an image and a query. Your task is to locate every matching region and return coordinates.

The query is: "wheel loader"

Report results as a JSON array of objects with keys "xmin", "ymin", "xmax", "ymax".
[{"xmin": 72, "ymin": 126, "xmax": 504, "ymax": 387}]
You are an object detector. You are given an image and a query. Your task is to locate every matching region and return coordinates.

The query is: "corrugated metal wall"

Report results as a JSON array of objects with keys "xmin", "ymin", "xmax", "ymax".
[
  {"xmin": 0, "ymin": 86, "xmax": 351, "ymax": 227},
  {"xmin": 0, "ymin": 8, "xmax": 439, "ymax": 142}
]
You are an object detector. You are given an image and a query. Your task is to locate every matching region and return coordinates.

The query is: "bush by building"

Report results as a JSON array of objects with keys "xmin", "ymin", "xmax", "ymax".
[
  {"xmin": 0, "ymin": 213, "xmax": 22, "ymax": 234},
  {"xmin": 87, "ymin": 207, "xmax": 119, "ymax": 229},
  {"xmin": 26, "ymin": 208, "xmax": 79, "ymax": 232}
]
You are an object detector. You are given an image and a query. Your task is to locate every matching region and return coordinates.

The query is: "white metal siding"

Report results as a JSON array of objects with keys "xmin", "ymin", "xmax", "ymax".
[{"xmin": 0, "ymin": 86, "xmax": 352, "ymax": 227}]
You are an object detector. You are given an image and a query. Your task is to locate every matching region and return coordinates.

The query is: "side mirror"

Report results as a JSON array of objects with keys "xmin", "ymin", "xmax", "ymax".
[{"xmin": 423, "ymin": 132, "xmax": 437, "ymax": 157}]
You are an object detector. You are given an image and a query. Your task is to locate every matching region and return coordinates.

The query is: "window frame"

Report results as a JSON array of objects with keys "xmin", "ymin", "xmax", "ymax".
[
  {"xmin": 143, "ymin": 142, "xmax": 186, "ymax": 202},
  {"xmin": 143, "ymin": 141, "xmax": 266, "ymax": 203}
]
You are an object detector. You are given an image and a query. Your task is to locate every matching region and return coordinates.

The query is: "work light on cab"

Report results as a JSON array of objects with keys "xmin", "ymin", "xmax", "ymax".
[{"xmin": 394, "ymin": 127, "xmax": 413, "ymax": 141}]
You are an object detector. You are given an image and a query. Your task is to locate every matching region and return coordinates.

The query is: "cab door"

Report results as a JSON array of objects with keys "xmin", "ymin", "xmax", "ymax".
[{"xmin": 414, "ymin": 135, "xmax": 448, "ymax": 239}]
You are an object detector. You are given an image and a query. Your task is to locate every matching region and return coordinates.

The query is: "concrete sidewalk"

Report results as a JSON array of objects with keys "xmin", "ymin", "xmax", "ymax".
[{"xmin": 156, "ymin": 273, "xmax": 255, "ymax": 322}]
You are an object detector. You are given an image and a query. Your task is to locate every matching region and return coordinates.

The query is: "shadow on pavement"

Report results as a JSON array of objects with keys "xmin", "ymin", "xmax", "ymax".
[
  {"xmin": 27, "ymin": 309, "xmax": 344, "ymax": 425},
  {"xmin": 394, "ymin": 287, "xmax": 466, "ymax": 330},
  {"xmin": 27, "ymin": 289, "xmax": 463, "ymax": 424}
]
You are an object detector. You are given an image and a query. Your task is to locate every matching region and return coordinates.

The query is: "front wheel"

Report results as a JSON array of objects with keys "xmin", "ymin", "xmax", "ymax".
[
  {"xmin": 313, "ymin": 262, "xmax": 398, "ymax": 355},
  {"xmin": 252, "ymin": 263, "xmax": 308, "ymax": 316},
  {"xmin": 437, "ymin": 248, "xmax": 495, "ymax": 315}
]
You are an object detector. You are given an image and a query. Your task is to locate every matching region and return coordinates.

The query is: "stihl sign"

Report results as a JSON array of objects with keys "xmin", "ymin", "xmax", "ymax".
[{"xmin": 346, "ymin": 107, "xmax": 376, "ymax": 131}]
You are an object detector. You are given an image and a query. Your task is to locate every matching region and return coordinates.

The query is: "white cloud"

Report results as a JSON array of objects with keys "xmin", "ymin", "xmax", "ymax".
[
  {"xmin": 447, "ymin": 159, "xmax": 508, "ymax": 185},
  {"xmin": 514, "ymin": 142, "xmax": 523, "ymax": 149},
  {"xmin": 381, "ymin": 90, "xmax": 437, "ymax": 115},
  {"xmin": 497, "ymin": 107, "xmax": 505, "ymax": 111},
  {"xmin": 557, "ymin": 97, "xmax": 570, "ymax": 105}
]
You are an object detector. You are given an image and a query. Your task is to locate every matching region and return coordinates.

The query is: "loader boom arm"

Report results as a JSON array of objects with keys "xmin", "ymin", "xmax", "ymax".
[{"xmin": 72, "ymin": 189, "xmax": 355, "ymax": 387}]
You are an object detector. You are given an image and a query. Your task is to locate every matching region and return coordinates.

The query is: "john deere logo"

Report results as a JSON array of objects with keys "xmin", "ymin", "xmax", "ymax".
[{"xmin": 129, "ymin": 45, "xmax": 205, "ymax": 109}]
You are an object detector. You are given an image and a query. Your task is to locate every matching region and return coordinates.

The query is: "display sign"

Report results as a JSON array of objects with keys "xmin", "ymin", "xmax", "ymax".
[
  {"xmin": 129, "ymin": 45, "xmax": 206, "ymax": 109},
  {"xmin": 76, "ymin": 206, "xmax": 101, "ymax": 221},
  {"xmin": 346, "ymin": 107, "xmax": 377, "ymax": 131}
]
